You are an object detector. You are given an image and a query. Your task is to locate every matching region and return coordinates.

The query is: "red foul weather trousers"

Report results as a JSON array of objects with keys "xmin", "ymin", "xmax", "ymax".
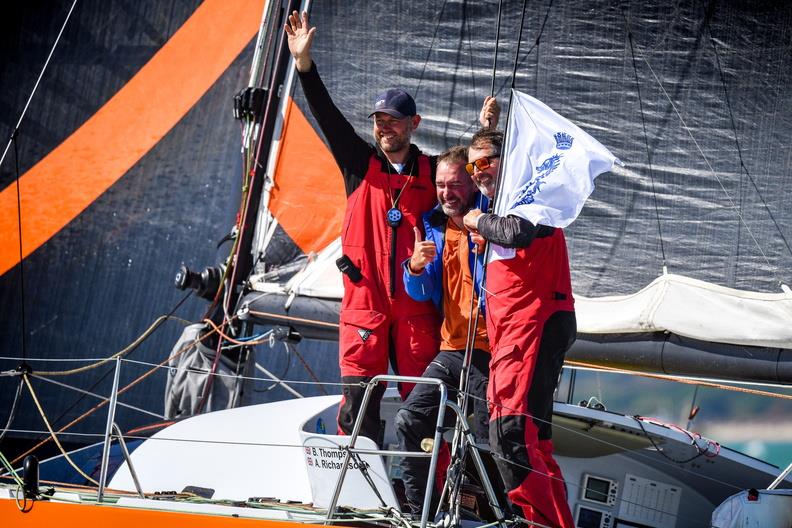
[{"xmin": 485, "ymin": 230, "xmax": 576, "ymax": 527}]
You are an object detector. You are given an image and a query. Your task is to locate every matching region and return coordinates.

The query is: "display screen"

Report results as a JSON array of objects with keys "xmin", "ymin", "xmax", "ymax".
[
  {"xmin": 584, "ymin": 476, "xmax": 611, "ymax": 503},
  {"xmin": 576, "ymin": 506, "xmax": 603, "ymax": 528}
]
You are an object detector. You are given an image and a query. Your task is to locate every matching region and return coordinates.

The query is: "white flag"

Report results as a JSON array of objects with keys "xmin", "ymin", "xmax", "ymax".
[{"xmin": 494, "ymin": 89, "xmax": 621, "ymax": 228}]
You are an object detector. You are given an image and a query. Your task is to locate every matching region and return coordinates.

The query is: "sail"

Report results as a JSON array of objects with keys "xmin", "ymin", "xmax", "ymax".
[
  {"xmin": 247, "ymin": 0, "xmax": 792, "ymax": 381},
  {"xmin": 0, "ymin": 0, "xmax": 269, "ymax": 442}
]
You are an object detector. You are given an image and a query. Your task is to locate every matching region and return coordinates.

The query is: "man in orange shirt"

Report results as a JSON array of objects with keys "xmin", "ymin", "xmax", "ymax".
[{"xmin": 394, "ymin": 145, "xmax": 490, "ymax": 515}]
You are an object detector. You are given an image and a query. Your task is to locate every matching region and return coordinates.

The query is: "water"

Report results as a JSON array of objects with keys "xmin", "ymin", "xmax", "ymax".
[{"xmin": 728, "ymin": 441, "xmax": 792, "ymax": 470}]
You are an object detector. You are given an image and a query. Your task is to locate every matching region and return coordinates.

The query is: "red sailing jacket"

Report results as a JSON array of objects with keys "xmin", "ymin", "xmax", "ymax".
[
  {"xmin": 340, "ymin": 154, "xmax": 436, "ymax": 312},
  {"xmin": 484, "ymin": 229, "xmax": 575, "ymax": 346}
]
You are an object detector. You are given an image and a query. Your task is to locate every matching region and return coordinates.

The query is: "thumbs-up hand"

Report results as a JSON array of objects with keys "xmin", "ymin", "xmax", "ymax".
[{"xmin": 409, "ymin": 226, "xmax": 436, "ymax": 274}]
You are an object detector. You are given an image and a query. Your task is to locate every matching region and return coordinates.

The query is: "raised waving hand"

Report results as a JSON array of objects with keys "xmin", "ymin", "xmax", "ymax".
[{"xmin": 284, "ymin": 10, "xmax": 316, "ymax": 73}]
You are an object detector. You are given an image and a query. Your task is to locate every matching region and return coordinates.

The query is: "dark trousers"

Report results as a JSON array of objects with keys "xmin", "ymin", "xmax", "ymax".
[{"xmin": 394, "ymin": 348, "xmax": 490, "ymax": 514}]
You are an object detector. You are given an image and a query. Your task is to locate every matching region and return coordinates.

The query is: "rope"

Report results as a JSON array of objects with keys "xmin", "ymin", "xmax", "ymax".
[
  {"xmin": 204, "ymin": 318, "xmax": 275, "ymax": 345},
  {"xmin": 456, "ymin": 383, "xmax": 762, "ymax": 499},
  {"xmin": 37, "ymin": 303, "xmax": 192, "ymax": 376},
  {"xmin": 564, "ymin": 359, "xmax": 792, "ymax": 400},
  {"xmin": 289, "ymin": 343, "xmax": 329, "ymax": 396},
  {"xmin": 120, "ymin": 357, "xmax": 350, "ymax": 388},
  {"xmin": 9, "ymin": 326, "xmax": 211, "ymax": 467},
  {"xmin": 0, "ymin": 450, "xmax": 24, "ymax": 487},
  {"xmin": 0, "ymin": 377, "xmax": 24, "ymax": 444},
  {"xmin": 22, "ymin": 374, "xmax": 99, "ymax": 486},
  {"xmin": 632, "ymin": 415, "xmax": 720, "ymax": 464},
  {"xmin": 246, "ymin": 309, "xmax": 340, "ymax": 328}
]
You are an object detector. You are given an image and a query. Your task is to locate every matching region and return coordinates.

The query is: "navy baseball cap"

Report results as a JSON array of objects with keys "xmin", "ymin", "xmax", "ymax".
[{"xmin": 368, "ymin": 88, "xmax": 416, "ymax": 119}]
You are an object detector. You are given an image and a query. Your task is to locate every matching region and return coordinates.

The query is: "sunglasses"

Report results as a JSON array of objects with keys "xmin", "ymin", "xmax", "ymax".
[{"xmin": 465, "ymin": 155, "xmax": 499, "ymax": 175}]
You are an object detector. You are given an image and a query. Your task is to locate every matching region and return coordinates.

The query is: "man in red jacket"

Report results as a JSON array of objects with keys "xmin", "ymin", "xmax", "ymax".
[
  {"xmin": 463, "ymin": 129, "xmax": 577, "ymax": 527},
  {"xmin": 285, "ymin": 11, "xmax": 499, "ymax": 443}
]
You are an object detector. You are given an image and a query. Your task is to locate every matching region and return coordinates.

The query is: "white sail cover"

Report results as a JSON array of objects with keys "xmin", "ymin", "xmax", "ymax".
[{"xmin": 576, "ymin": 273, "xmax": 792, "ymax": 349}]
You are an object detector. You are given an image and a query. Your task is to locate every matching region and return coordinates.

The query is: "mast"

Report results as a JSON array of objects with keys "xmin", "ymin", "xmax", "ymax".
[{"xmin": 230, "ymin": 0, "xmax": 303, "ymax": 310}]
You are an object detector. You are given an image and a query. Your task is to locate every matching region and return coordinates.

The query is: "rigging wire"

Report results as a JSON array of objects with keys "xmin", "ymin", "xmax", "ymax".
[
  {"xmin": 626, "ymin": 24, "xmax": 667, "ymax": 268},
  {"xmin": 564, "ymin": 359, "xmax": 792, "ymax": 400},
  {"xmin": 497, "ymin": 0, "xmax": 554, "ymax": 98},
  {"xmin": 446, "ymin": 0, "xmax": 530, "ymax": 521},
  {"xmin": 199, "ymin": 2, "xmax": 302, "ymax": 412},
  {"xmin": 463, "ymin": 0, "xmax": 479, "ymax": 120},
  {"xmin": 456, "ymin": 0, "xmax": 555, "ymax": 142},
  {"xmin": 3, "ymin": 362, "xmax": 780, "ymax": 512},
  {"xmin": 707, "ymin": 27, "xmax": 792, "ymax": 268},
  {"xmin": 4, "ymin": 0, "xmax": 77, "ymax": 374},
  {"xmin": 7, "ymin": 294, "xmax": 192, "ymax": 456},
  {"xmin": 30, "ymin": 374, "xmax": 165, "ymax": 420},
  {"xmin": 411, "ymin": 0, "xmax": 450, "ymax": 102},
  {"xmin": 22, "ymin": 374, "xmax": 99, "ymax": 486},
  {"xmin": 12, "ymin": 137, "xmax": 27, "ymax": 360},
  {"xmin": 0, "ymin": 418, "xmax": 724, "ymax": 528},
  {"xmin": 460, "ymin": 394, "xmax": 744, "ymax": 502},
  {"xmin": 489, "ymin": 0, "xmax": 504, "ymax": 98},
  {"xmin": 3, "ymin": 350, "xmax": 783, "ymax": 523},
  {"xmin": 254, "ymin": 359, "xmax": 301, "ymax": 397},
  {"xmin": 8, "ymin": 323, "xmax": 222, "ymax": 467},
  {"xmin": 0, "ymin": 0, "xmax": 79, "ymax": 171},
  {"xmin": 629, "ymin": 38, "xmax": 782, "ymax": 288}
]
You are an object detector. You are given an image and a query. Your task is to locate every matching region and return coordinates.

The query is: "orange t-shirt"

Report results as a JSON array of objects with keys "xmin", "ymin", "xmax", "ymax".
[{"xmin": 439, "ymin": 219, "xmax": 489, "ymax": 352}]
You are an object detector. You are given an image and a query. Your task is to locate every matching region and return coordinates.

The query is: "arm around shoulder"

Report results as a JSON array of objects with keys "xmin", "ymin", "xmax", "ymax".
[{"xmin": 477, "ymin": 213, "xmax": 553, "ymax": 248}]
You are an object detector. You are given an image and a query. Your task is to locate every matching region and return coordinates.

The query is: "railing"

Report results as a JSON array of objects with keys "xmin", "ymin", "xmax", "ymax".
[{"xmin": 324, "ymin": 374, "xmax": 506, "ymax": 528}]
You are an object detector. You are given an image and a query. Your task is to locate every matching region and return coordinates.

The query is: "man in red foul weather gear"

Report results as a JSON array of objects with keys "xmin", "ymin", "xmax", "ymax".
[
  {"xmin": 464, "ymin": 129, "xmax": 576, "ymax": 528},
  {"xmin": 285, "ymin": 11, "xmax": 439, "ymax": 442}
]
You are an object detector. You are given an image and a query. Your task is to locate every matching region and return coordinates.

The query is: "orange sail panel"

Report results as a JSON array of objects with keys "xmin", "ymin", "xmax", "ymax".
[
  {"xmin": 0, "ymin": 0, "xmax": 266, "ymax": 276},
  {"xmin": 268, "ymin": 98, "xmax": 346, "ymax": 254}
]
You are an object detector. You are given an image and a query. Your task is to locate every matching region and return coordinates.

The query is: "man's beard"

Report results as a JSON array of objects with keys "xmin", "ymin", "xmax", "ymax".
[{"xmin": 378, "ymin": 135, "xmax": 408, "ymax": 153}]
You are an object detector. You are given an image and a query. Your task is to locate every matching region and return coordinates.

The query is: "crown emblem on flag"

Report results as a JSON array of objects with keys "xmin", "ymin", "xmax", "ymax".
[{"xmin": 554, "ymin": 132, "xmax": 574, "ymax": 150}]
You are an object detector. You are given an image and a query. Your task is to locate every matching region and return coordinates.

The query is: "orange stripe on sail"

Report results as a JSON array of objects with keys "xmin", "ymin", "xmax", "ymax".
[
  {"xmin": 0, "ymin": 0, "xmax": 266, "ymax": 276},
  {"xmin": 269, "ymin": 98, "xmax": 346, "ymax": 254}
]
